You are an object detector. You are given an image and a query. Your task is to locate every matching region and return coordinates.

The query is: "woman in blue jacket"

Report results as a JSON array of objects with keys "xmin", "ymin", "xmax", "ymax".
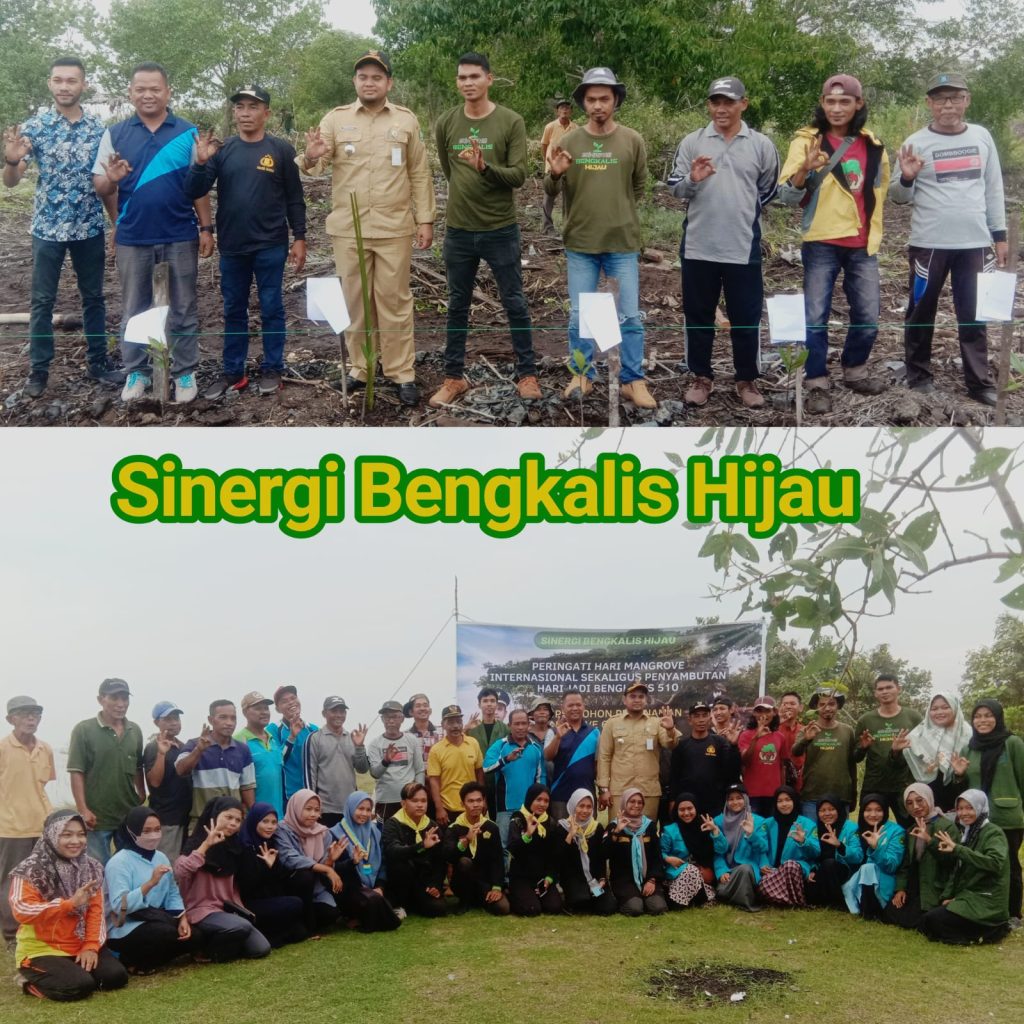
[
  {"xmin": 660, "ymin": 792, "xmax": 717, "ymax": 908},
  {"xmin": 757, "ymin": 785, "xmax": 820, "ymax": 907},
  {"xmin": 842, "ymin": 793, "xmax": 905, "ymax": 918},
  {"xmin": 709, "ymin": 784, "xmax": 768, "ymax": 912},
  {"xmin": 805, "ymin": 794, "xmax": 863, "ymax": 909}
]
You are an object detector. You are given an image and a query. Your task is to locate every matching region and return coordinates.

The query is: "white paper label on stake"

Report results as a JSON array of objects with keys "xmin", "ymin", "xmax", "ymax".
[
  {"xmin": 976, "ymin": 271, "xmax": 1016, "ymax": 322},
  {"xmin": 767, "ymin": 294, "xmax": 806, "ymax": 344},
  {"xmin": 306, "ymin": 277, "xmax": 351, "ymax": 334},
  {"xmin": 123, "ymin": 305, "xmax": 169, "ymax": 346},
  {"xmin": 578, "ymin": 292, "xmax": 622, "ymax": 352},
  {"xmin": 391, "ymin": 146, "xmax": 403, "ymax": 166}
]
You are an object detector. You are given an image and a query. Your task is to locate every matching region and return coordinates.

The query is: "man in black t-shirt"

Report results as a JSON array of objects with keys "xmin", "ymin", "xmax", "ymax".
[
  {"xmin": 185, "ymin": 85, "xmax": 306, "ymax": 397},
  {"xmin": 142, "ymin": 700, "xmax": 192, "ymax": 859},
  {"xmin": 668, "ymin": 700, "xmax": 741, "ymax": 817}
]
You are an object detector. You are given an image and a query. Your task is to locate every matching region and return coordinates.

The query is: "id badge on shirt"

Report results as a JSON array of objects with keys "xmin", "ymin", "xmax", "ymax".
[
  {"xmin": 391, "ymin": 146, "xmax": 403, "ymax": 167},
  {"xmin": 646, "ymin": 737, "xmax": 655, "ymax": 751}
]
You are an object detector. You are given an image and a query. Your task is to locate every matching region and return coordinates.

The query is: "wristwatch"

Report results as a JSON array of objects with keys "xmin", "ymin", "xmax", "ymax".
[{"xmin": 199, "ymin": 225, "xmax": 214, "ymax": 234}]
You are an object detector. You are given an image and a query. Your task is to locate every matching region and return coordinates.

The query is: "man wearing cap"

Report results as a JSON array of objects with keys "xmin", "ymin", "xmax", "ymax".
[
  {"xmin": 427, "ymin": 705, "xmax": 485, "ymax": 826},
  {"xmin": 668, "ymin": 700, "xmax": 741, "ymax": 817},
  {"xmin": 267, "ymin": 684, "xmax": 318, "ymax": 801},
  {"xmin": 791, "ymin": 686, "xmax": 857, "ymax": 818},
  {"xmin": 540, "ymin": 99, "xmax": 573, "ymax": 234},
  {"xmin": 185, "ymin": 85, "xmax": 306, "ymax": 398},
  {"xmin": 890, "ymin": 72, "xmax": 1007, "ymax": 406},
  {"xmin": 299, "ymin": 50, "xmax": 434, "ymax": 406},
  {"xmin": 234, "ymin": 691, "xmax": 285, "ymax": 817},
  {"xmin": 545, "ymin": 689, "xmax": 598, "ymax": 820},
  {"xmin": 431, "ymin": 51, "xmax": 542, "ymax": 408},
  {"xmin": 176, "ymin": 699, "xmax": 256, "ymax": 829},
  {"xmin": 527, "ymin": 695, "xmax": 557, "ymax": 780},
  {"xmin": 483, "ymin": 707, "xmax": 544, "ymax": 847},
  {"xmin": 0, "ymin": 696, "xmax": 55, "ymax": 942},
  {"xmin": 667, "ymin": 76, "xmax": 780, "ymax": 410},
  {"xmin": 303, "ymin": 696, "xmax": 368, "ymax": 827},
  {"xmin": 596, "ymin": 681, "xmax": 679, "ymax": 818},
  {"xmin": 546, "ymin": 67, "xmax": 657, "ymax": 410},
  {"xmin": 710, "ymin": 696, "xmax": 741, "ymax": 744},
  {"xmin": 366, "ymin": 701, "xmax": 424, "ymax": 821},
  {"xmin": 67, "ymin": 678, "xmax": 145, "ymax": 863},
  {"xmin": 143, "ymin": 700, "xmax": 192, "ymax": 859},
  {"xmin": 467, "ymin": 686, "xmax": 509, "ymax": 813},
  {"xmin": 779, "ymin": 74, "xmax": 890, "ymax": 414}
]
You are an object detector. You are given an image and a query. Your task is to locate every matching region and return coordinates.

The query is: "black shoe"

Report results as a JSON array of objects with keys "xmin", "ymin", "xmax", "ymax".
[
  {"xmin": 844, "ymin": 377, "xmax": 886, "ymax": 396},
  {"xmin": 346, "ymin": 375, "xmax": 366, "ymax": 391},
  {"xmin": 258, "ymin": 371, "xmax": 282, "ymax": 395},
  {"xmin": 908, "ymin": 379, "xmax": 935, "ymax": 394},
  {"xmin": 24, "ymin": 371, "xmax": 47, "ymax": 398},
  {"xmin": 969, "ymin": 387, "xmax": 998, "ymax": 407},
  {"xmin": 203, "ymin": 373, "xmax": 248, "ymax": 400},
  {"xmin": 88, "ymin": 362, "xmax": 127, "ymax": 386},
  {"xmin": 398, "ymin": 382, "xmax": 420, "ymax": 406},
  {"xmin": 805, "ymin": 388, "xmax": 832, "ymax": 414}
]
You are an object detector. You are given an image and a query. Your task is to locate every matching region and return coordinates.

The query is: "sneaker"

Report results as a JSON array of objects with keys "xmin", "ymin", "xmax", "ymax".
[
  {"xmin": 24, "ymin": 370, "xmax": 47, "ymax": 399},
  {"xmin": 398, "ymin": 381, "xmax": 420, "ymax": 406},
  {"xmin": 428, "ymin": 377, "xmax": 470, "ymax": 408},
  {"xmin": 121, "ymin": 371, "xmax": 151, "ymax": 402},
  {"xmin": 345, "ymin": 375, "xmax": 366, "ymax": 391},
  {"xmin": 844, "ymin": 377, "xmax": 886, "ymax": 396},
  {"xmin": 562, "ymin": 374, "xmax": 593, "ymax": 399},
  {"xmin": 805, "ymin": 388, "xmax": 832, "ymax": 415},
  {"xmin": 969, "ymin": 387, "xmax": 998, "ymax": 408},
  {"xmin": 684, "ymin": 376, "xmax": 713, "ymax": 406},
  {"xmin": 517, "ymin": 375, "xmax": 542, "ymax": 400},
  {"xmin": 620, "ymin": 380, "xmax": 657, "ymax": 409},
  {"xmin": 88, "ymin": 358, "xmax": 127, "ymax": 386},
  {"xmin": 258, "ymin": 371, "xmax": 282, "ymax": 396},
  {"xmin": 735, "ymin": 380, "xmax": 765, "ymax": 408},
  {"xmin": 174, "ymin": 373, "xmax": 198, "ymax": 404},
  {"xmin": 203, "ymin": 373, "xmax": 248, "ymax": 399}
]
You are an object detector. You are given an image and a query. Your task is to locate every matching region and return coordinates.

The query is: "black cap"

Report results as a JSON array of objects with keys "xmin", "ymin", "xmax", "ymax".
[
  {"xmin": 441, "ymin": 704, "xmax": 463, "ymax": 720},
  {"xmin": 354, "ymin": 50, "xmax": 392, "ymax": 76},
  {"xmin": 707, "ymin": 76, "xmax": 746, "ymax": 100},
  {"xmin": 99, "ymin": 677, "xmax": 131, "ymax": 697},
  {"xmin": 688, "ymin": 700, "xmax": 711, "ymax": 714},
  {"xmin": 230, "ymin": 85, "xmax": 270, "ymax": 105}
]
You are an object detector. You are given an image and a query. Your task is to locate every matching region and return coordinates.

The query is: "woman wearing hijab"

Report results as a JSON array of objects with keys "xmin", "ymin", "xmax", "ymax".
[
  {"xmin": 882, "ymin": 783, "xmax": 957, "ymax": 930},
  {"xmin": 381, "ymin": 781, "xmax": 447, "ymax": 918},
  {"xmin": 333, "ymin": 791, "xmax": 402, "ymax": 931},
  {"xmin": 757, "ymin": 785, "xmax": 820, "ymax": 907},
  {"xmin": 892, "ymin": 692, "xmax": 969, "ymax": 810},
  {"xmin": 556, "ymin": 788, "xmax": 616, "ymax": 915},
  {"xmin": 920, "ymin": 789, "xmax": 1011, "ymax": 945},
  {"xmin": 659, "ymin": 793, "xmax": 716, "ymax": 909},
  {"xmin": 805, "ymin": 794, "xmax": 863, "ymax": 909},
  {"xmin": 708, "ymin": 784, "xmax": 768, "ymax": 912},
  {"xmin": 840, "ymin": 794, "xmax": 905, "ymax": 919},
  {"xmin": 605, "ymin": 787, "xmax": 666, "ymax": 916},
  {"xmin": 236, "ymin": 803, "xmax": 311, "ymax": 946},
  {"xmin": 508, "ymin": 782, "xmax": 564, "ymax": 915},
  {"xmin": 275, "ymin": 789, "xmax": 348, "ymax": 931},
  {"xmin": 104, "ymin": 807, "xmax": 197, "ymax": 973},
  {"xmin": 955, "ymin": 699, "xmax": 1024, "ymax": 924},
  {"xmin": 174, "ymin": 796, "xmax": 271, "ymax": 962},
  {"xmin": 10, "ymin": 810, "xmax": 128, "ymax": 1001}
]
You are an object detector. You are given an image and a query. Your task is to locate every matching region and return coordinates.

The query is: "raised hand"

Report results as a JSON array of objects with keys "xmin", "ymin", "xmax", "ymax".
[
  {"xmin": 819, "ymin": 823, "xmax": 840, "ymax": 847},
  {"xmin": 155, "ymin": 729, "xmax": 174, "ymax": 755},
  {"xmin": 951, "ymin": 753, "xmax": 970, "ymax": 776},
  {"xmin": 3, "ymin": 125, "xmax": 32, "ymax": 163},
  {"xmin": 801, "ymin": 136, "xmax": 828, "ymax": 174},
  {"xmin": 288, "ymin": 716, "xmax": 306, "ymax": 740},
  {"xmin": 908, "ymin": 821, "xmax": 931, "ymax": 844},
  {"xmin": 803, "ymin": 720, "xmax": 822, "ymax": 742},
  {"xmin": 700, "ymin": 813, "xmax": 720, "ymax": 837},
  {"xmin": 614, "ymin": 816, "xmax": 629, "ymax": 835},
  {"xmin": 790, "ymin": 822, "xmax": 806, "ymax": 845},
  {"xmin": 891, "ymin": 728, "xmax": 911, "ymax": 752},
  {"xmin": 741, "ymin": 812, "xmax": 755, "ymax": 837},
  {"xmin": 556, "ymin": 718, "xmax": 571, "ymax": 738},
  {"xmin": 548, "ymin": 144, "xmax": 573, "ymax": 177},
  {"xmin": 466, "ymin": 711, "xmax": 482, "ymax": 729},
  {"xmin": 898, "ymin": 144, "xmax": 925, "ymax": 181},
  {"xmin": 935, "ymin": 829, "xmax": 957, "ymax": 854},
  {"xmin": 862, "ymin": 824, "xmax": 882, "ymax": 850},
  {"xmin": 466, "ymin": 819, "xmax": 483, "ymax": 844},
  {"xmin": 351, "ymin": 723, "xmax": 369, "ymax": 746},
  {"xmin": 384, "ymin": 743, "xmax": 400, "ymax": 762},
  {"xmin": 458, "ymin": 136, "xmax": 486, "ymax": 172},
  {"xmin": 71, "ymin": 879, "xmax": 100, "ymax": 909},
  {"xmin": 505, "ymin": 745, "xmax": 523, "ymax": 763},
  {"xmin": 659, "ymin": 705, "xmax": 676, "ymax": 731},
  {"xmin": 327, "ymin": 836, "xmax": 349, "ymax": 863},
  {"xmin": 103, "ymin": 152, "xmax": 133, "ymax": 184},
  {"xmin": 147, "ymin": 864, "xmax": 172, "ymax": 888},
  {"xmin": 194, "ymin": 129, "xmax": 222, "ymax": 164},
  {"xmin": 566, "ymin": 817, "xmax": 579, "ymax": 842},
  {"xmin": 257, "ymin": 842, "xmax": 278, "ymax": 867},
  {"xmin": 202, "ymin": 819, "xmax": 227, "ymax": 850},
  {"xmin": 689, "ymin": 155, "xmax": 715, "ymax": 182},
  {"xmin": 524, "ymin": 811, "xmax": 539, "ymax": 836},
  {"xmin": 196, "ymin": 723, "xmax": 214, "ymax": 751},
  {"xmin": 858, "ymin": 729, "xmax": 873, "ymax": 750},
  {"xmin": 423, "ymin": 826, "xmax": 441, "ymax": 849},
  {"xmin": 304, "ymin": 126, "xmax": 328, "ymax": 163}
]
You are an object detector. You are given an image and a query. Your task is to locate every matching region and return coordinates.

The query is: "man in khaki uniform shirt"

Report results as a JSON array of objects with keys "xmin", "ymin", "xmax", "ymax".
[
  {"xmin": 540, "ymin": 99, "xmax": 573, "ymax": 233},
  {"xmin": 299, "ymin": 50, "xmax": 435, "ymax": 406},
  {"xmin": 596, "ymin": 681, "xmax": 679, "ymax": 819}
]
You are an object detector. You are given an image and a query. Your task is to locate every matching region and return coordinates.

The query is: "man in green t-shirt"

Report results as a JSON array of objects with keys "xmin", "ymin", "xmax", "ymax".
[
  {"xmin": 430, "ymin": 52, "xmax": 541, "ymax": 409},
  {"xmin": 545, "ymin": 67, "xmax": 656, "ymax": 411},
  {"xmin": 792, "ymin": 685, "xmax": 857, "ymax": 818},
  {"xmin": 854, "ymin": 674, "xmax": 922, "ymax": 826}
]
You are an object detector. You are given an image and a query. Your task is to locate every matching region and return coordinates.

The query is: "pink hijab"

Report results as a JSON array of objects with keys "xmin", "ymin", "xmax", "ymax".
[{"xmin": 283, "ymin": 788, "xmax": 328, "ymax": 859}]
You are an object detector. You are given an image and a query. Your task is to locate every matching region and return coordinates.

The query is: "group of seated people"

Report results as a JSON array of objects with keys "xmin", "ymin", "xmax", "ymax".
[{"xmin": 10, "ymin": 771, "xmax": 1015, "ymax": 1001}]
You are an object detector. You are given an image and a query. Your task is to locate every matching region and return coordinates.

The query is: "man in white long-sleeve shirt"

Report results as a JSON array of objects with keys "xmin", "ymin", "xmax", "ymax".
[{"xmin": 365, "ymin": 701, "xmax": 424, "ymax": 821}]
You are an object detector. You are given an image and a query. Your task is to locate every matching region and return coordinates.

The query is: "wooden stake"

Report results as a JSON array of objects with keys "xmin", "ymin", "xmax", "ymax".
[
  {"xmin": 602, "ymin": 275, "xmax": 620, "ymax": 428},
  {"xmin": 151, "ymin": 262, "xmax": 170, "ymax": 405},
  {"xmin": 995, "ymin": 208, "xmax": 1020, "ymax": 426}
]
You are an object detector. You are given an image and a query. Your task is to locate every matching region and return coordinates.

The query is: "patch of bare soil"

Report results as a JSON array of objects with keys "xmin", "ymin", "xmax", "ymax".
[
  {"xmin": 649, "ymin": 959, "xmax": 792, "ymax": 1007},
  {"xmin": 0, "ymin": 176, "xmax": 1020, "ymax": 427}
]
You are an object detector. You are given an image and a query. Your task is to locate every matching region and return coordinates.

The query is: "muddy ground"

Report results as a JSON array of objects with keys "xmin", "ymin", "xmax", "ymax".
[{"xmin": 0, "ymin": 174, "xmax": 1020, "ymax": 428}]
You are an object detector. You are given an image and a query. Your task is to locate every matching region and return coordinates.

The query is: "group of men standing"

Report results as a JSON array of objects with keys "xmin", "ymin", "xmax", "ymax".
[{"xmin": 4, "ymin": 56, "xmax": 1009, "ymax": 410}]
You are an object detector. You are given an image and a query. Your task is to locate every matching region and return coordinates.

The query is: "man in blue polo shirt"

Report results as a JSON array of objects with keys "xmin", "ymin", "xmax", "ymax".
[
  {"xmin": 235, "ymin": 690, "xmax": 284, "ymax": 816},
  {"xmin": 483, "ymin": 708, "xmax": 544, "ymax": 848},
  {"xmin": 268, "ymin": 684, "xmax": 318, "ymax": 801},
  {"xmin": 544, "ymin": 689, "xmax": 599, "ymax": 820},
  {"xmin": 92, "ymin": 61, "xmax": 214, "ymax": 404}
]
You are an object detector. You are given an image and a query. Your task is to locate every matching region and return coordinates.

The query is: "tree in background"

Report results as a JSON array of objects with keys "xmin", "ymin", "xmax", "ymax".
[
  {"xmin": 289, "ymin": 30, "xmax": 378, "ymax": 132},
  {"xmin": 962, "ymin": 615, "xmax": 1024, "ymax": 731}
]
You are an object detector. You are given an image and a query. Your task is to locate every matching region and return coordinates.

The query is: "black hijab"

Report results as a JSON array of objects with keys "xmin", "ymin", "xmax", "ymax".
[
  {"xmin": 673, "ymin": 791, "xmax": 715, "ymax": 867},
  {"xmin": 113, "ymin": 806, "xmax": 160, "ymax": 861},
  {"xmin": 969, "ymin": 699, "xmax": 1011, "ymax": 795},
  {"xmin": 183, "ymin": 796, "xmax": 244, "ymax": 875},
  {"xmin": 771, "ymin": 785, "xmax": 801, "ymax": 866},
  {"xmin": 815, "ymin": 794, "xmax": 848, "ymax": 861},
  {"xmin": 857, "ymin": 793, "xmax": 890, "ymax": 835}
]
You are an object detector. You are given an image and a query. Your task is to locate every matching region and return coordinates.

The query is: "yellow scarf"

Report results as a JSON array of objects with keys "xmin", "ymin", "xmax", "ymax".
[
  {"xmin": 566, "ymin": 816, "xmax": 598, "ymax": 853},
  {"xmin": 392, "ymin": 807, "xmax": 430, "ymax": 844},
  {"xmin": 453, "ymin": 812, "xmax": 492, "ymax": 856},
  {"xmin": 520, "ymin": 806, "xmax": 548, "ymax": 838}
]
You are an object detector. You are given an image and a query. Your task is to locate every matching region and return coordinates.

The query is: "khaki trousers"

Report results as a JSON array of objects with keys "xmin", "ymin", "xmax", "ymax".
[{"xmin": 332, "ymin": 234, "xmax": 416, "ymax": 383}]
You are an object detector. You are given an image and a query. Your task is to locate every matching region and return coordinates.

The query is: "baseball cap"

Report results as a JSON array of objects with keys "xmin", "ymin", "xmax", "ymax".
[
  {"xmin": 322, "ymin": 696, "xmax": 349, "ymax": 711},
  {"xmin": 688, "ymin": 700, "xmax": 711, "ymax": 714},
  {"xmin": 273, "ymin": 684, "xmax": 298, "ymax": 704},
  {"xmin": 240, "ymin": 691, "xmax": 272, "ymax": 713},
  {"xmin": 441, "ymin": 704, "xmax": 463, "ymax": 720},
  {"xmin": 230, "ymin": 85, "xmax": 270, "ymax": 104},
  {"xmin": 378, "ymin": 700, "xmax": 404, "ymax": 715},
  {"xmin": 927, "ymin": 72, "xmax": 968, "ymax": 94},
  {"xmin": 152, "ymin": 700, "xmax": 183, "ymax": 720},
  {"xmin": 7, "ymin": 695, "xmax": 43, "ymax": 715},
  {"xmin": 753, "ymin": 695, "xmax": 777, "ymax": 710},
  {"xmin": 821, "ymin": 74, "xmax": 862, "ymax": 99},
  {"xmin": 624, "ymin": 680, "xmax": 649, "ymax": 694},
  {"xmin": 354, "ymin": 49, "xmax": 392, "ymax": 75},
  {"xmin": 99, "ymin": 677, "xmax": 131, "ymax": 697},
  {"xmin": 707, "ymin": 76, "xmax": 745, "ymax": 100}
]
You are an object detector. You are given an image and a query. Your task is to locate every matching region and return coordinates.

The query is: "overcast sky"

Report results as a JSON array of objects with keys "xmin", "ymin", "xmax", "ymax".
[{"xmin": 2, "ymin": 427, "xmax": 1019, "ymax": 804}]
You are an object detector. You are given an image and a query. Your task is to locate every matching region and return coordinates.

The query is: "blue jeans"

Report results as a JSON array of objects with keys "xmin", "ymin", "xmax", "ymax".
[
  {"xmin": 86, "ymin": 829, "xmax": 115, "ymax": 864},
  {"xmin": 802, "ymin": 242, "xmax": 879, "ymax": 380},
  {"xmin": 29, "ymin": 234, "xmax": 108, "ymax": 373},
  {"xmin": 566, "ymin": 250, "xmax": 644, "ymax": 382},
  {"xmin": 219, "ymin": 245, "xmax": 287, "ymax": 375}
]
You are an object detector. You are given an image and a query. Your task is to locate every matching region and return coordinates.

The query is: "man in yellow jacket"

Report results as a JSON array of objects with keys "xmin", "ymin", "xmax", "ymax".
[{"xmin": 779, "ymin": 75, "xmax": 890, "ymax": 414}]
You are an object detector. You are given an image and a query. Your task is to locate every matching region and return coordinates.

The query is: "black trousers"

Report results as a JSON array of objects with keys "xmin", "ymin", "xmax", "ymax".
[
  {"xmin": 882, "ymin": 888, "xmax": 925, "ymax": 930},
  {"xmin": 106, "ymin": 918, "xmax": 199, "ymax": 970},
  {"xmin": 920, "ymin": 905, "xmax": 1009, "ymax": 945},
  {"xmin": 338, "ymin": 883, "xmax": 403, "ymax": 931},
  {"xmin": 562, "ymin": 876, "xmax": 618, "ymax": 915},
  {"xmin": 386, "ymin": 859, "xmax": 447, "ymax": 917},
  {"xmin": 805, "ymin": 857, "xmax": 852, "ymax": 911},
  {"xmin": 1004, "ymin": 827, "xmax": 1023, "ymax": 919},
  {"xmin": 20, "ymin": 951, "xmax": 128, "ymax": 1002},
  {"xmin": 508, "ymin": 876, "xmax": 563, "ymax": 916},
  {"xmin": 451, "ymin": 857, "xmax": 510, "ymax": 915},
  {"xmin": 247, "ymin": 894, "xmax": 308, "ymax": 947}
]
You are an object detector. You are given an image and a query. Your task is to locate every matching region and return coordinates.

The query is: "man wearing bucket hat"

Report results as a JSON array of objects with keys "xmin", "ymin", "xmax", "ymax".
[
  {"xmin": 668, "ymin": 76, "xmax": 780, "ymax": 411},
  {"xmin": 779, "ymin": 74, "xmax": 891, "ymax": 414},
  {"xmin": 366, "ymin": 700, "xmax": 424, "ymax": 821},
  {"xmin": 890, "ymin": 71, "xmax": 1007, "ymax": 406},
  {"xmin": 0, "ymin": 695, "xmax": 55, "ymax": 942},
  {"xmin": 299, "ymin": 50, "xmax": 435, "ymax": 406},
  {"xmin": 427, "ymin": 704, "xmax": 484, "ymax": 825},
  {"xmin": 546, "ymin": 67, "xmax": 657, "ymax": 410},
  {"xmin": 792, "ymin": 685, "xmax": 857, "ymax": 818}
]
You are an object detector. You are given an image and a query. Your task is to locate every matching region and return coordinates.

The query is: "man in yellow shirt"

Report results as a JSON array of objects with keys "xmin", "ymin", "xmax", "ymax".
[
  {"xmin": 0, "ymin": 696, "xmax": 55, "ymax": 942},
  {"xmin": 299, "ymin": 50, "xmax": 435, "ymax": 406},
  {"xmin": 540, "ymin": 99, "xmax": 573, "ymax": 233},
  {"xmin": 427, "ymin": 704, "xmax": 484, "ymax": 826}
]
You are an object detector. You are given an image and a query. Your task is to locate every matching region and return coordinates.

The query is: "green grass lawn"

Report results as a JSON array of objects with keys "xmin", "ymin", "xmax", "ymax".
[{"xmin": 4, "ymin": 906, "xmax": 1022, "ymax": 1023}]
